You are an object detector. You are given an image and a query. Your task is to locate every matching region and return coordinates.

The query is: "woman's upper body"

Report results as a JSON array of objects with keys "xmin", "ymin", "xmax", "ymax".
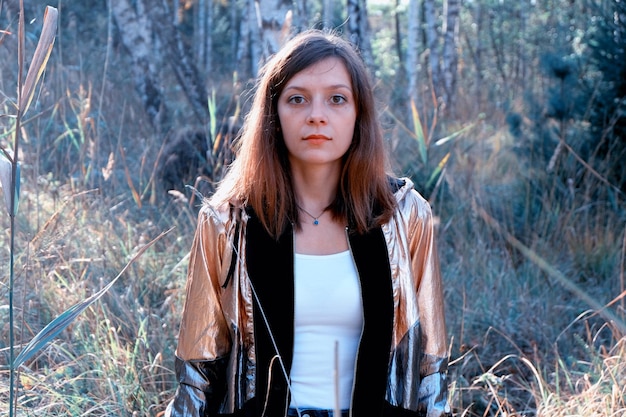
[
  {"xmin": 166, "ymin": 177, "xmax": 450, "ymax": 417},
  {"xmin": 166, "ymin": 29, "xmax": 451, "ymax": 417}
]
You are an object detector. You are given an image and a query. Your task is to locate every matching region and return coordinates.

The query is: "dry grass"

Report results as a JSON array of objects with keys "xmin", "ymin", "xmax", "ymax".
[
  {"xmin": 2, "ymin": 2, "xmax": 625, "ymax": 416},
  {"xmin": 4, "ymin": 101, "xmax": 624, "ymax": 417}
]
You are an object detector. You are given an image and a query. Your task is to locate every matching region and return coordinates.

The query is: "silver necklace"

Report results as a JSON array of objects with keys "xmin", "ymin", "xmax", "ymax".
[{"xmin": 296, "ymin": 204, "xmax": 328, "ymax": 226}]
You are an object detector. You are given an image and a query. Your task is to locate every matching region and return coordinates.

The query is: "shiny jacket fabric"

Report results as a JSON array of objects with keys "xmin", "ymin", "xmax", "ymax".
[{"xmin": 166, "ymin": 177, "xmax": 451, "ymax": 417}]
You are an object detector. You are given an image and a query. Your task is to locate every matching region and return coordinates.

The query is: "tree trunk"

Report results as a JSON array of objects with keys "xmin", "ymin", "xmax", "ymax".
[
  {"xmin": 441, "ymin": 0, "xmax": 460, "ymax": 116},
  {"xmin": 488, "ymin": 7, "xmax": 508, "ymax": 94},
  {"xmin": 236, "ymin": 0, "xmax": 255, "ymax": 81},
  {"xmin": 463, "ymin": 1, "xmax": 484, "ymax": 107},
  {"xmin": 238, "ymin": 0, "xmax": 294, "ymax": 78},
  {"xmin": 423, "ymin": 0, "xmax": 441, "ymax": 109},
  {"xmin": 230, "ymin": 0, "xmax": 240, "ymax": 76},
  {"xmin": 256, "ymin": 0, "xmax": 294, "ymax": 57},
  {"xmin": 346, "ymin": 0, "xmax": 374, "ymax": 69},
  {"xmin": 249, "ymin": 0, "xmax": 263, "ymax": 74},
  {"xmin": 111, "ymin": 0, "xmax": 210, "ymax": 129},
  {"xmin": 195, "ymin": 0, "xmax": 213, "ymax": 75},
  {"xmin": 151, "ymin": 0, "xmax": 210, "ymax": 126},
  {"xmin": 394, "ymin": 0, "xmax": 404, "ymax": 65},
  {"xmin": 406, "ymin": 0, "xmax": 420, "ymax": 108},
  {"xmin": 110, "ymin": 0, "xmax": 164, "ymax": 128}
]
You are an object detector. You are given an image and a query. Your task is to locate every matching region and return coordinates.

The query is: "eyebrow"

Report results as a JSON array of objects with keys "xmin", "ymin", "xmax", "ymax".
[{"xmin": 282, "ymin": 83, "xmax": 353, "ymax": 93}]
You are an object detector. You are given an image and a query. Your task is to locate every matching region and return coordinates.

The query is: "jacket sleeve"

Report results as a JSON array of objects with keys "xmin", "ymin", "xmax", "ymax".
[
  {"xmin": 166, "ymin": 205, "xmax": 234, "ymax": 416},
  {"xmin": 407, "ymin": 190, "xmax": 452, "ymax": 417},
  {"xmin": 417, "ymin": 356, "xmax": 451, "ymax": 417},
  {"xmin": 166, "ymin": 357, "xmax": 228, "ymax": 416}
]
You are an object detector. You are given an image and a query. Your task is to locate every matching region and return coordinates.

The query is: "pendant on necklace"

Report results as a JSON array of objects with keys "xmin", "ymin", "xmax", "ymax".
[{"xmin": 296, "ymin": 203, "xmax": 326, "ymax": 226}]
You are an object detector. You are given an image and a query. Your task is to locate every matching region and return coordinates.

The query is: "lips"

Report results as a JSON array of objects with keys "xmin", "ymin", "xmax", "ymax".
[{"xmin": 304, "ymin": 134, "xmax": 331, "ymax": 141}]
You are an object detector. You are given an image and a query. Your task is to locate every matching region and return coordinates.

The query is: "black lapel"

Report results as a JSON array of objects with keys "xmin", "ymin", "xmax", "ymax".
[
  {"xmin": 245, "ymin": 210, "xmax": 294, "ymax": 415},
  {"xmin": 349, "ymin": 226, "xmax": 395, "ymax": 417},
  {"xmin": 245, "ymin": 209, "xmax": 394, "ymax": 416}
]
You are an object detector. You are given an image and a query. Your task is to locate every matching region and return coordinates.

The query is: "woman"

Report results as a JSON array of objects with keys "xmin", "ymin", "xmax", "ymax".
[{"xmin": 166, "ymin": 29, "xmax": 451, "ymax": 417}]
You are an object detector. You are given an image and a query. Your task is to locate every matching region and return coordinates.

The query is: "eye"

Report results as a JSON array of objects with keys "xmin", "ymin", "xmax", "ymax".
[
  {"xmin": 330, "ymin": 94, "xmax": 348, "ymax": 105},
  {"xmin": 287, "ymin": 95, "xmax": 306, "ymax": 104}
]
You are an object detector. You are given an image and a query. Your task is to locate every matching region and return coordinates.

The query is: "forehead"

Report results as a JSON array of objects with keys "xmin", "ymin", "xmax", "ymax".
[{"xmin": 284, "ymin": 57, "xmax": 352, "ymax": 87}]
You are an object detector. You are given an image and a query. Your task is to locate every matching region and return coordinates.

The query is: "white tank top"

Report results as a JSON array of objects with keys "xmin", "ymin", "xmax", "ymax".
[{"xmin": 288, "ymin": 250, "xmax": 363, "ymax": 410}]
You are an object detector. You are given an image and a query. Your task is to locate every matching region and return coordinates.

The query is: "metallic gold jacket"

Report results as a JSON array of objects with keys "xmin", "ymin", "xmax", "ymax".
[{"xmin": 166, "ymin": 177, "xmax": 451, "ymax": 417}]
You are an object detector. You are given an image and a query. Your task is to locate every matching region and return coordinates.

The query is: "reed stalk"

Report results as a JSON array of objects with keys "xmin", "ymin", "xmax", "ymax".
[{"xmin": 5, "ymin": 5, "xmax": 58, "ymax": 416}]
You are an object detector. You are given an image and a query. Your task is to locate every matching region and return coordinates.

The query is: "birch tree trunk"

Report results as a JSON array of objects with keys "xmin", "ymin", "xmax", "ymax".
[
  {"xmin": 151, "ymin": 0, "xmax": 210, "ymax": 126},
  {"xmin": 441, "ymin": 0, "xmax": 460, "ymax": 116},
  {"xmin": 195, "ymin": 0, "xmax": 213, "ymax": 75},
  {"xmin": 423, "ymin": 0, "xmax": 460, "ymax": 116},
  {"xmin": 424, "ymin": 0, "xmax": 441, "ymax": 108},
  {"xmin": 110, "ymin": 0, "xmax": 164, "ymax": 128},
  {"xmin": 249, "ymin": 0, "xmax": 263, "ymax": 75},
  {"xmin": 111, "ymin": 0, "xmax": 210, "ymax": 128},
  {"xmin": 239, "ymin": 0, "xmax": 294, "ymax": 78},
  {"xmin": 406, "ymin": 0, "xmax": 420, "ymax": 108},
  {"xmin": 237, "ymin": 0, "xmax": 254, "ymax": 81},
  {"xmin": 464, "ymin": 2, "xmax": 484, "ymax": 106},
  {"xmin": 230, "ymin": 0, "xmax": 239, "ymax": 76},
  {"xmin": 256, "ymin": 0, "xmax": 295, "ymax": 60},
  {"xmin": 346, "ymin": 0, "xmax": 374, "ymax": 69}
]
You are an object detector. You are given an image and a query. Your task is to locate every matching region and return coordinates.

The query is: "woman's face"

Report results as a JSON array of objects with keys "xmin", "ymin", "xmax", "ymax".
[{"xmin": 277, "ymin": 57, "xmax": 357, "ymax": 171}]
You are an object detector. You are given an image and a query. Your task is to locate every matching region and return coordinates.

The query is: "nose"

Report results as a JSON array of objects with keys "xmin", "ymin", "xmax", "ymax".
[{"xmin": 307, "ymin": 98, "xmax": 328, "ymax": 124}]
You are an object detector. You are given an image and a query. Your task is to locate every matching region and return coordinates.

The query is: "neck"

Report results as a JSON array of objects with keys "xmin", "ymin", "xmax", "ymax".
[{"xmin": 290, "ymin": 165, "xmax": 340, "ymax": 213}]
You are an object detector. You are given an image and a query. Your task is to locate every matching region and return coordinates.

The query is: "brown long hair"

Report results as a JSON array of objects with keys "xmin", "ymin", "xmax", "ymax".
[{"xmin": 211, "ymin": 29, "xmax": 396, "ymax": 239}]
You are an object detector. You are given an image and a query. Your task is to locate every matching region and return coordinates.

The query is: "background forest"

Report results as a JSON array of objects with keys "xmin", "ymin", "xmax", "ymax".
[{"xmin": 1, "ymin": 0, "xmax": 625, "ymax": 416}]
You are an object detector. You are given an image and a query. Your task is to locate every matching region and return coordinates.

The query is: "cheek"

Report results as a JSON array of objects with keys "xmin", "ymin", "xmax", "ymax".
[
  {"xmin": 345, "ymin": 117, "xmax": 357, "ymax": 140},
  {"xmin": 277, "ymin": 105, "xmax": 293, "ymax": 128},
  {"xmin": 278, "ymin": 115, "xmax": 296, "ymax": 140}
]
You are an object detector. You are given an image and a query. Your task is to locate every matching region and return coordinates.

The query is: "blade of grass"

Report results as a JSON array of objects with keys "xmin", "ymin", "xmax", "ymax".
[
  {"xmin": 208, "ymin": 89, "xmax": 217, "ymax": 146},
  {"xmin": 119, "ymin": 141, "xmax": 142, "ymax": 208},
  {"xmin": 19, "ymin": 6, "xmax": 58, "ymax": 117},
  {"xmin": 10, "ymin": 6, "xmax": 59, "ymax": 417},
  {"xmin": 9, "ymin": 1, "xmax": 27, "ymax": 413},
  {"xmin": 434, "ymin": 121, "xmax": 476, "ymax": 146},
  {"xmin": 425, "ymin": 151, "xmax": 450, "ymax": 190},
  {"xmin": 411, "ymin": 99, "xmax": 428, "ymax": 165}
]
